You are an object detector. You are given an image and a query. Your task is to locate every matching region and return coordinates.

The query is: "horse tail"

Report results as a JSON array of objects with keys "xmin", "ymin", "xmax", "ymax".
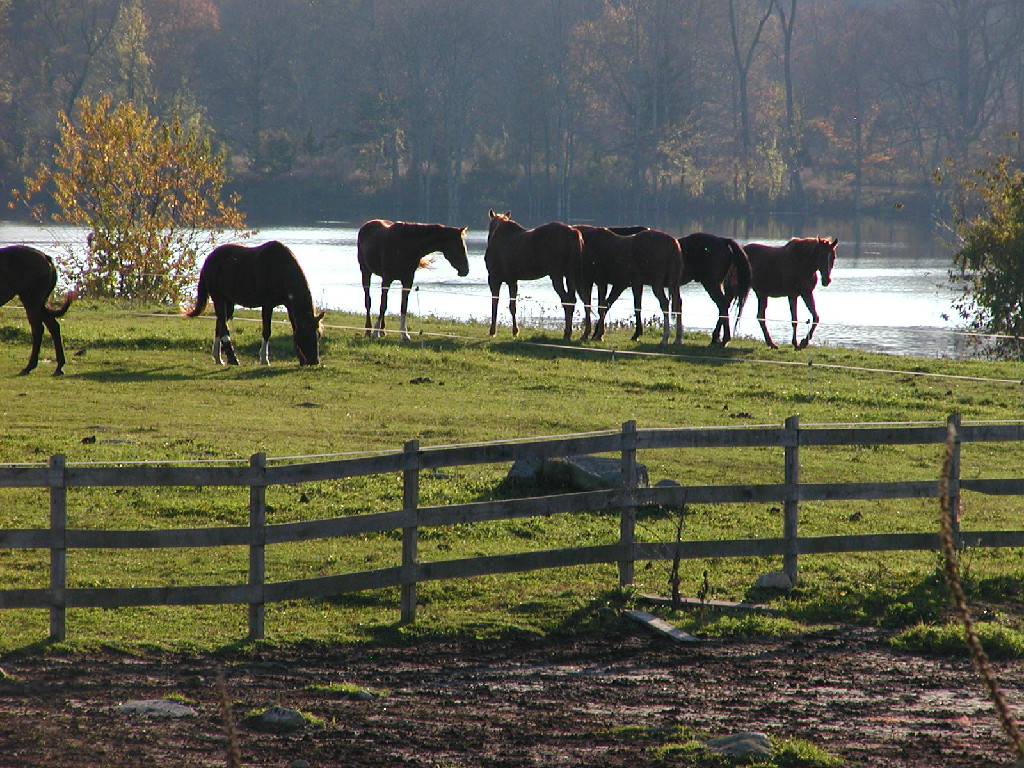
[
  {"xmin": 184, "ymin": 272, "xmax": 209, "ymax": 317},
  {"xmin": 727, "ymin": 240, "xmax": 752, "ymax": 325},
  {"xmin": 45, "ymin": 290, "xmax": 75, "ymax": 319}
]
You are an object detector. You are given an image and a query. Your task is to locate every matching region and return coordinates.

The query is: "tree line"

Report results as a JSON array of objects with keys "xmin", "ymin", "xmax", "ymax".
[{"xmin": 2, "ymin": 0, "xmax": 1023, "ymax": 226}]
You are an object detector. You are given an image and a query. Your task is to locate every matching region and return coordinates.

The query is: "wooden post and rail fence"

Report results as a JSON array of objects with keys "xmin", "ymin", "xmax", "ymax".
[{"xmin": 2, "ymin": 413, "xmax": 1024, "ymax": 643}]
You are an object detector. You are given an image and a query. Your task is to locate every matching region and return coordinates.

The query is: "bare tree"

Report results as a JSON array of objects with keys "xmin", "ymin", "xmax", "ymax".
[{"xmin": 726, "ymin": 0, "xmax": 776, "ymax": 205}]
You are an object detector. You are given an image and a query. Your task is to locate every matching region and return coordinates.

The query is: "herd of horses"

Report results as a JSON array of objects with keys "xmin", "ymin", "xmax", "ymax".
[{"xmin": 0, "ymin": 213, "xmax": 838, "ymax": 374}]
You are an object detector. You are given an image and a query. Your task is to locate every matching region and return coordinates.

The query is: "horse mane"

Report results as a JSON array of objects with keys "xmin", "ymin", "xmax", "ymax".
[{"xmin": 784, "ymin": 237, "xmax": 826, "ymax": 259}]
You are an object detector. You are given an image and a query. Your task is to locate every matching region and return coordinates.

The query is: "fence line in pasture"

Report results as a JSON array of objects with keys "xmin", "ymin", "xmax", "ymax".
[{"xmin": 4, "ymin": 413, "xmax": 1024, "ymax": 644}]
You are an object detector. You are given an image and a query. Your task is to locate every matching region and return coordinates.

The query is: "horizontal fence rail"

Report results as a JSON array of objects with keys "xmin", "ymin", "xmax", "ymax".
[{"xmin": 2, "ymin": 413, "xmax": 1023, "ymax": 643}]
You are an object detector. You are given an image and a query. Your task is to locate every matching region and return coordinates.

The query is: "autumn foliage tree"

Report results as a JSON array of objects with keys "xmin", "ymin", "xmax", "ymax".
[
  {"xmin": 950, "ymin": 154, "xmax": 1024, "ymax": 354},
  {"xmin": 16, "ymin": 95, "xmax": 247, "ymax": 303}
]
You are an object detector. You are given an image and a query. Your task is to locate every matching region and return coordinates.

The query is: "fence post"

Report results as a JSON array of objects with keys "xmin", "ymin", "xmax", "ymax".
[
  {"xmin": 248, "ymin": 452, "xmax": 267, "ymax": 640},
  {"xmin": 946, "ymin": 413, "xmax": 962, "ymax": 548},
  {"xmin": 619, "ymin": 421, "xmax": 638, "ymax": 587},
  {"xmin": 401, "ymin": 439, "xmax": 420, "ymax": 624},
  {"xmin": 48, "ymin": 454, "xmax": 67, "ymax": 642},
  {"xmin": 783, "ymin": 416, "xmax": 800, "ymax": 586}
]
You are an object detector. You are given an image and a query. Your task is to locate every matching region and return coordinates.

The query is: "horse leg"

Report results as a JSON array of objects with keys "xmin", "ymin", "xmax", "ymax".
[
  {"xmin": 789, "ymin": 296, "xmax": 801, "ymax": 349},
  {"xmin": 717, "ymin": 292, "xmax": 731, "ymax": 345},
  {"xmin": 705, "ymin": 282, "xmax": 727, "ymax": 345},
  {"xmin": 579, "ymin": 282, "xmax": 593, "ymax": 341},
  {"xmin": 361, "ymin": 270, "xmax": 373, "ymax": 336},
  {"xmin": 552, "ymin": 275, "xmax": 574, "ymax": 340},
  {"xmin": 373, "ymin": 281, "xmax": 391, "ymax": 338},
  {"xmin": 489, "ymin": 279, "xmax": 501, "ymax": 337},
  {"xmin": 509, "ymin": 280, "xmax": 520, "ymax": 338},
  {"xmin": 595, "ymin": 283, "xmax": 624, "ymax": 341},
  {"xmin": 631, "ymin": 284, "xmax": 644, "ymax": 342},
  {"xmin": 216, "ymin": 302, "xmax": 239, "ymax": 365},
  {"xmin": 259, "ymin": 306, "xmax": 273, "ymax": 364},
  {"xmin": 672, "ymin": 286, "xmax": 683, "ymax": 345},
  {"xmin": 41, "ymin": 311, "xmax": 66, "ymax": 376},
  {"xmin": 654, "ymin": 288, "xmax": 671, "ymax": 345},
  {"xmin": 799, "ymin": 292, "xmax": 820, "ymax": 349},
  {"xmin": 398, "ymin": 280, "xmax": 413, "ymax": 341},
  {"xmin": 756, "ymin": 294, "xmax": 778, "ymax": 349},
  {"xmin": 18, "ymin": 305, "xmax": 44, "ymax": 376}
]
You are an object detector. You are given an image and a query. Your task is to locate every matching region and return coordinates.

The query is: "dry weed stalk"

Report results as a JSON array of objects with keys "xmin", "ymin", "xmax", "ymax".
[
  {"xmin": 216, "ymin": 668, "xmax": 243, "ymax": 768},
  {"xmin": 939, "ymin": 423, "xmax": 1024, "ymax": 766}
]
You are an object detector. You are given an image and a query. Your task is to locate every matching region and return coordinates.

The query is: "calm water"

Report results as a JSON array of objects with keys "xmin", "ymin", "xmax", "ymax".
[{"xmin": 0, "ymin": 216, "xmax": 963, "ymax": 358}]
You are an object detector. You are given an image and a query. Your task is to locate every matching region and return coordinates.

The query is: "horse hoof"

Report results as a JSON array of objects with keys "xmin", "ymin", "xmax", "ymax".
[
  {"xmin": 52, "ymin": 368, "xmax": 64, "ymax": 377},
  {"xmin": 798, "ymin": 339, "xmax": 810, "ymax": 350},
  {"xmin": 17, "ymin": 368, "xmax": 31, "ymax": 376}
]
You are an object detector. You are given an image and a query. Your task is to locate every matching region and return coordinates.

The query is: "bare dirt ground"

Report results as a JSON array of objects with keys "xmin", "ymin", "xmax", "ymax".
[{"xmin": 1, "ymin": 624, "xmax": 1021, "ymax": 767}]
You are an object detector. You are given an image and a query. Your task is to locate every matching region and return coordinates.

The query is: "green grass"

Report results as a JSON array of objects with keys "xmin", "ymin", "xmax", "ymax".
[
  {"xmin": 630, "ymin": 725, "xmax": 842, "ymax": 767},
  {"xmin": 891, "ymin": 620, "xmax": 1024, "ymax": 659},
  {"xmin": 3, "ymin": 300, "xmax": 1024, "ymax": 652}
]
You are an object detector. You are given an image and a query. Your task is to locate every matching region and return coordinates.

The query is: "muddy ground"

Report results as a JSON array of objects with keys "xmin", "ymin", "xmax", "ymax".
[{"xmin": 1, "ymin": 624, "xmax": 1021, "ymax": 767}]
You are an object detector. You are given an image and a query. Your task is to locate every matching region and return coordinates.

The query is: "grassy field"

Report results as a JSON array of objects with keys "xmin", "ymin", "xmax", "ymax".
[{"xmin": 2, "ymin": 300, "xmax": 1024, "ymax": 652}]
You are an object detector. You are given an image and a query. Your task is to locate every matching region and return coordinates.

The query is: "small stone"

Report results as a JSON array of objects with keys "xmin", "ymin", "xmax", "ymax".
[
  {"xmin": 248, "ymin": 705, "xmax": 305, "ymax": 733},
  {"xmin": 706, "ymin": 731, "xmax": 772, "ymax": 758},
  {"xmin": 754, "ymin": 571, "xmax": 794, "ymax": 590},
  {"xmin": 116, "ymin": 699, "xmax": 197, "ymax": 719}
]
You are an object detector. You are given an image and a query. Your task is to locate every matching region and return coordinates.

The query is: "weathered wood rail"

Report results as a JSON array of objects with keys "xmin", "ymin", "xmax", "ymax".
[{"xmin": 3, "ymin": 413, "xmax": 1024, "ymax": 643}]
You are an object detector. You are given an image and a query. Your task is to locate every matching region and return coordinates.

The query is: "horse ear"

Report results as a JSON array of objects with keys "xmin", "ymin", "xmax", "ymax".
[
  {"xmin": 489, "ymin": 209, "xmax": 496, "ymax": 218},
  {"xmin": 504, "ymin": 210, "xmax": 511, "ymax": 218},
  {"xmin": 829, "ymin": 237, "xmax": 838, "ymax": 247},
  {"xmin": 316, "ymin": 311, "xmax": 325, "ymax": 321},
  {"xmin": 460, "ymin": 226, "xmax": 468, "ymax": 235}
]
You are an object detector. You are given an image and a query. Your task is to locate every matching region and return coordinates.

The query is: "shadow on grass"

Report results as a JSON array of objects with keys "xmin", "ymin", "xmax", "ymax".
[{"xmin": 484, "ymin": 332, "xmax": 757, "ymax": 368}]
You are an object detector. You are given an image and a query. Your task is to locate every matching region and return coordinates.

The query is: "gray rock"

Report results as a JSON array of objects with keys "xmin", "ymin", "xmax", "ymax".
[
  {"xmin": 506, "ymin": 455, "xmax": 649, "ymax": 492},
  {"xmin": 115, "ymin": 699, "xmax": 197, "ymax": 719},
  {"xmin": 706, "ymin": 731, "xmax": 773, "ymax": 758},
  {"xmin": 248, "ymin": 704, "xmax": 306, "ymax": 733},
  {"xmin": 754, "ymin": 571, "xmax": 794, "ymax": 590}
]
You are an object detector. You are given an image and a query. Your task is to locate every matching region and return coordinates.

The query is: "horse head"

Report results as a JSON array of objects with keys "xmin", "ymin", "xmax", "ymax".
[
  {"xmin": 293, "ymin": 310, "xmax": 324, "ymax": 366},
  {"xmin": 818, "ymin": 237, "xmax": 838, "ymax": 286},
  {"xmin": 445, "ymin": 226, "xmax": 470, "ymax": 277},
  {"xmin": 487, "ymin": 210, "xmax": 511, "ymax": 243}
]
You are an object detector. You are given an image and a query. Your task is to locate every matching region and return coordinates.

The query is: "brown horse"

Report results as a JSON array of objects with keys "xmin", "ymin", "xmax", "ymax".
[
  {"xmin": 484, "ymin": 210, "xmax": 582, "ymax": 340},
  {"xmin": 0, "ymin": 245, "xmax": 73, "ymax": 375},
  {"xmin": 186, "ymin": 240, "xmax": 324, "ymax": 365},
  {"xmin": 576, "ymin": 225, "xmax": 682, "ymax": 344},
  {"xmin": 742, "ymin": 236, "xmax": 838, "ymax": 349},
  {"xmin": 357, "ymin": 219, "xmax": 469, "ymax": 340},
  {"xmin": 678, "ymin": 232, "xmax": 751, "ymax": 346},
  {"xmin": 575, "ymin": 225, "xmax": 646, "ymax": 341}
]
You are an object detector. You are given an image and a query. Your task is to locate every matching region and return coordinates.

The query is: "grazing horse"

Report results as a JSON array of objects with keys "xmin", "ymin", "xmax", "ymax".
[
  {"xmin": 357, "ymin": 219, "xmax": 469, "ymax": 340},
  {"xmin": 484, "ymin": 210, "xmax": 582, "ymax": 340},
  {"xmin": 678, "ymin": 232, "xmax": 751, "ymax": 346},
  {"xmin": 575, "ymin": 225, "xmax": 682, "ymax": 345},
  {"xmin": 742, "ymin": 236, "xmax": 838, "ymax": 349},
  {"xmin": 186, "ymin": 240, "xmax": 324, "ymax": 365},
  {"xmin": 0, "ymin": 245, "xmax": 73, "ymax": 375}
]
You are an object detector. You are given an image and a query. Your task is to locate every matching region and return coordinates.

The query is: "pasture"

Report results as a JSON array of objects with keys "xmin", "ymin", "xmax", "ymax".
[{"xmin": 3, "ymin": 300, "xmax": 1024, "ymax": 652}]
